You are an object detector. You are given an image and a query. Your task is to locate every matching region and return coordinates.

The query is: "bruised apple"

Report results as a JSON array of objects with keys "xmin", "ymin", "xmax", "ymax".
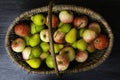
[
  {"xmin": 56, "ymin": 54, "xmax": 70, "ymax": 71},
  {"xmin": 73, "ymin": 16, "xmax": 88, "ymax": 29},
  {"xmin": 53, "ymin": 30, "xmax": 65, "ymax": 44}
]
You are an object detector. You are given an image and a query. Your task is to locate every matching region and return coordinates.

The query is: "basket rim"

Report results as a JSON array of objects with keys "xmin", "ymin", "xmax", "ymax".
[{"xmin": 5, "ymin": 5, "xmax": 114, "ymax": 74}]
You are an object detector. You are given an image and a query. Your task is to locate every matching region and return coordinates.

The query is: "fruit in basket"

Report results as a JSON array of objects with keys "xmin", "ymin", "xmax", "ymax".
[
  {"xmin": 14, "ymin": 24, "xmax": 30, "ymax": 37},
  {"xmin": 11, "ymin": 38, "xmax": 25, "ymax": 52},
  {"xmin": 71, "ymin": 41, "xmax": 77, "ymax": 49},
  {"xmin": 65, "ymin": 28, "xmax": 77, "ymax": 43},
  {"xmin": 87, "ymin": 42, "xmax": 96, "ymax": 53},
  {"xmin": 79, "ymin": 28, "xmax": 86, "ymax": 37},
  {"xmin": 24, "ymin": 35, "xmax": 31, "ymax": 46},
  {"xmin": 56, "ymin": 54, "xmax": 70, "ymax": 71},
  {"xmin": 29, "ymin": 33, "xmax": 40, "ymax": 47},
  {"xmin": 94, "ymin": 34, "xmax": 109, "ymax": 50},
  {"xmin": 77, "ymin": 39, "xmax": 87, "ymax": 51},
  {"xmin": 83, "ymin": 29, "xmax": 97, "ymax": 43},
  {"xmin": 40, "ymin": 29, "xmax": 49, "ymax": 42},
  {"xmin": 73, "ymin": 16, "xmax": 88, "ymax": 29},
  {"xmin": 40, "ymin": 42, "xmax": 49, "ymax": 52},
  {"xmin": 31, "ymin": 23, "xmax": 44, "ymax": 34},
  {"xmin": 40, "ymin": 52, "xmax": 49, "ymax": 60},
  {"xmin": 29, "ymin": 46, "xmax": 42, "ymax": 59},
  {"xmin": 31, "ymin": 14, "xmax": 45, "ymax": 26},
  {"xmin": 58, "ymin": 23, "xmax": 72, "ymax": 33},
  {"xmin": 88, "ymin": 22, "xmax": 101, "ymax": 34},
  {"xmin": 53, "ymin": 30, "xmax": 65, "ymax": 43},
  {"xmin": 59, "ymin": 47, "xmax": 75, "ymax": 62},
  {"xmin": 22, "ymin": 47, "xmax": 31, "ymax": 60},
  {"xmin": 46, "ymin": 55, "xmax": 54, "ymax": 69},
  {"xmin": 46, "ymin": 14, "xmax": 59, "ymax": 28},
  {"xmin": 54, "ymin": 44, "xmax": 64, "ymax": 54},
  {"xmin": 26, "ymin": 58, "xmax": 41, "ymax": 69},
  {"xmin": 59, "ymin": 10, "xmax": 74, "ymax": 23},
  {"xmin": 75, "ymin": 51, "xmax": 88, "ymax": 63}
]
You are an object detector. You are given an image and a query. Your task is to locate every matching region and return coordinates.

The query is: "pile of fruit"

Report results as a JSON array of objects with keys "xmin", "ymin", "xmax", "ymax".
[{"xmin": 11, "ymin": 10, "xmax": 109, "ymax": 71}]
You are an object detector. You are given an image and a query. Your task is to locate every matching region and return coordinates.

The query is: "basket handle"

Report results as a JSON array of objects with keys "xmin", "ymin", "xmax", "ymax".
[{"xmin": 48, "ymin": 0, "xmax": 60, "ymax": 76}]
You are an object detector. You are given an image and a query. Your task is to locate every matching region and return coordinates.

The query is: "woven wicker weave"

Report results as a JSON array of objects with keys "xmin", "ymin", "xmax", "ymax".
[{"xmin": 5, "ymin": 5, "xmax": 113, "ymax": 74}]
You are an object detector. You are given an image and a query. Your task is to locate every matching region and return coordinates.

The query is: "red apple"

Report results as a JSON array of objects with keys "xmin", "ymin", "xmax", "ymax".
[
  {"xmin": 94, "ymin": 34, "xmax": 109, "ymax": 50},
  {"xmin": 56, "ymin": 54, "xmax": 70, "ymax": 71},
  {"xmin": 73, "ymin": 16, "xmax": 88, "ymax": 28},
  {"xmin": 75, "ymin": 51, "xmax": 88, "ymax": 63},
  {"xmin": 46, "ymin": 14, "xmax": 59, "ymax": 28},
  {"xmin": 59, "ymin": 10, "xmax": 74, "ymax": 23},
  {"xmin": 53, "ymin": 30, "xmax": 65, "ymax": 44},
  {"xmin": 11, "ymin": 38, "xmax": 25, "ymax": 52},
  {"xmin": 14, "ymin": 24, "xmax": 30, "ymax": 37}
]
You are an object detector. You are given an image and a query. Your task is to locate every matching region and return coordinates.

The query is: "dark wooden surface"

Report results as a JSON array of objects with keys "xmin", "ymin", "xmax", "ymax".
[{"xmin": 0, "ymin": 0, "xmax": 120, "ymax": 80}]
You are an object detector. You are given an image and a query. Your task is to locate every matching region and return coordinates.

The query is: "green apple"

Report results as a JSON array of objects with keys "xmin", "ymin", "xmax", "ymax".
[
  {"xmin": 26, "ymin": 58, "xmax": 41, "ymax": 69},
  {"xmin": 29, "ymin": 34, "xmax": 40, "ymax": 47},
  {"xmin": 31, "ymin": 14, "xmax": 45, "ymax": 26},
  {"xmin": 77, "ymin": 39, "xmax": 88, "ymax": 51},
  {"xmin": 65, "ymin": 28, "xmax": 77, "ymax": 43},
  {"xmin": 54, "ymin": 44, "xmax": 64, "ymax": 54},
  {"xmin": 29, "ymin": 46, "xmax": 42, "ymax": 59},
  {"xmin": 40, "ymin": 42, "xmax": 49, "ymax": 52},
  {"xmin": 31, "ymin": 23, "xmax": 44, "ymax": 34},
  {"xmin": 46, "ymin": 55, "xmax": 54, "ymax": 69},
  {"xmin": 40, "ymin": 52, "xmax": 49, "ymax": 60},
  {"xmin": 58, "ymin": 23, "xmax": 72, "ymax": 33}
]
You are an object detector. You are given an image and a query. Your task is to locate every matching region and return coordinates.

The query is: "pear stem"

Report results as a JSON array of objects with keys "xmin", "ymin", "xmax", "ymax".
[{"xmin": 48, "ymin": 0, "xmax": 60, "ymax": 76}]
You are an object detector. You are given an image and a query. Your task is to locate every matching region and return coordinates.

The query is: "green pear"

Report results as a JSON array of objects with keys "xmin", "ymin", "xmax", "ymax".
[
  {"xmin": 31, "ymin": 14, "xmax": 45, "ymax": 26},
  {"xmin": 29, "ymin": 34, "xmax": 40, "ymax": 47},
  {"xmin": 77, "ymin": 39, "xmax": 88, "ymax": 51},
  {"xmin": 71, "ymin": 41, "xmax": 77, "ymax": 49},
  {"xmin": 65, "ymin": 28, "xmax": 77, "ymax": 43},
  {"xmin": 29, "ymin": 46, "xmax": 42, "ymax": 59},
  {"xmin": 54, "ymin": 44, "xmax": 64, "ymax": 54},
  {"xmin": 40, "ymin": 42, "xmax": 49, "ymax": 52},
  {"xmin": 40, "ymin": 52, "xmax": 49, "ymax": 60},
  {"xmin": 79, "ymin": 28, "xmax": 86, "ymax": 37},
  {"xmin": 46, "ymin": 55, "xmax": 54, "ymax": 69},
  {"xmin": 24, "ymin": 35, "xmax": 31, "ymax": 46},
  {"xmin": 31, "ymin": 23, "xmax": 44, "ymax": 34},
  {"xmin": 58, "ymin": 23, "xmax": 71, "ymax": 33},
  {"xmin": 26, "ymin": 58, "xmax": 41, "ymax": 69}
]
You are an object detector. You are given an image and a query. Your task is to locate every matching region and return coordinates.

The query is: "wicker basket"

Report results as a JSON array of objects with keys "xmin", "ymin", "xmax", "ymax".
[{"xmin": 5, "ymin": 5, "xmax": 113, "ymax": 74}]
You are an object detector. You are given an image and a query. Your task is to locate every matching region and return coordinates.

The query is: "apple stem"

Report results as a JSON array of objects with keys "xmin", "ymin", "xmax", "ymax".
[{"xmin": 48, "ymin": 0, "xmax": 60, "ymax": 76}]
